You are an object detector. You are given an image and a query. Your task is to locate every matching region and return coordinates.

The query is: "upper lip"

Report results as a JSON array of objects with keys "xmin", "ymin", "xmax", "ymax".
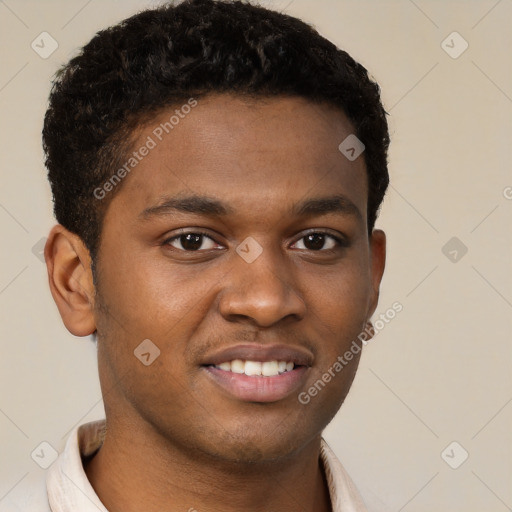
[{"xmin": 202, "ymin": 343, "xmax": 314, "ymax": 367}]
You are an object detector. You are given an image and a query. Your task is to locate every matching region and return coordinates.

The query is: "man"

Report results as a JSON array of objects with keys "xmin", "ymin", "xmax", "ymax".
[{"xmin": 27, "ymin": 0, "xmax": 389, "ymax": 509}]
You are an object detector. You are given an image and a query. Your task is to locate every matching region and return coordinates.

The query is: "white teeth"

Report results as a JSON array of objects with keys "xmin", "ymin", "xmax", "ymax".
[
  {"xmin": 214, "ymin": 359, "xmax": 295, "ymax": 376},
  {"xmin": 244, "ymin": 361, "xmax": 262, "ymax": 376},
  {"xmin": 262, "ymin": 361, "xmax": 279, "ymax": 377},
  {"xmin": 230, "ymin": 359, "xmax": 245, "ymax": 374}
]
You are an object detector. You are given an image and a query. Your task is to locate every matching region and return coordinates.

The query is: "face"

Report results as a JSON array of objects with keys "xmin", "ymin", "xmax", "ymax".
[{"xmin": 91, "ymin": 94, "xmax": 385, "ymax": 463}]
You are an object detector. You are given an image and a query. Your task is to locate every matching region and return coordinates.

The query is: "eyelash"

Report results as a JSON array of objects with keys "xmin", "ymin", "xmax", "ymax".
[{"xmin": 162, "ymin": 230, "xmax": 348, "ymax": 253}]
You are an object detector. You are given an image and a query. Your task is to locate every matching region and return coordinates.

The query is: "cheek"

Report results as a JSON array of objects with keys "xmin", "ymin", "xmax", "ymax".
[
  {"xmin": 307, "ymin": 261, "xmax": 371, "ymax": 328},
  {"xmin": 99, "ymin": 249, "xmax": 209, "ymax": 331},
  {"xmin": 302, "ymin": 275, "xmax": 366, "ymax": 413}
]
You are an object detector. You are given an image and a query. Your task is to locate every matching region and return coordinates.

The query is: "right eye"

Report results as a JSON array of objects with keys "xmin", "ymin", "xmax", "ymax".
[{"xmin": 162, "ymin": 231, "xmax": 222, "ymax": 252}]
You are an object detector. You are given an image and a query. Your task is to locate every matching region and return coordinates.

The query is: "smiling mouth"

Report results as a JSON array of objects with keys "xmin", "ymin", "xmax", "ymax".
[{"xmin": 204, "ymin": 359, "xmax": 300, "ymax": 377}]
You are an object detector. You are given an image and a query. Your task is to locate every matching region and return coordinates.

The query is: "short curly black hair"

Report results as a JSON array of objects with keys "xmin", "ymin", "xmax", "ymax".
[{"xmin": 43, "ymin": 0, "xmax": 389, "ymax": 263}]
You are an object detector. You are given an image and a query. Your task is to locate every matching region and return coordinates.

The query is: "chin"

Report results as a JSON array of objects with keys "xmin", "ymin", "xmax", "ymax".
[{"xmin": 196, "ymin": 422, "xmax": 317, "ymax": 465}]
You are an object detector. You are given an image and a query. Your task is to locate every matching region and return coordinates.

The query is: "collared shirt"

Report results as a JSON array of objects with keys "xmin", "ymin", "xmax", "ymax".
[{"xmin": 4, "ymin": 420, "xmax": 369, "ymax": 512}]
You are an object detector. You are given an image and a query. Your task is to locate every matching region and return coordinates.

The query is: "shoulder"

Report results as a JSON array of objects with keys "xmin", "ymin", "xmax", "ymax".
[
  {"xmin": 320, "ymin": 438, "xmax": 394, "ymax": 512},
  {"xmin": 320, "ymin": 437, "xmax": 369, "ymax": 512},
  {"xmin": 0, "ymin": 420, "xmax": 106, "ymax": 512}
]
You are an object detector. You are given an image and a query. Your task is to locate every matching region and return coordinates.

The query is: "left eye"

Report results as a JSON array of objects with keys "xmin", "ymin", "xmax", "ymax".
[{"xmin": 292, "ymin": 232, "xmax": 342, "ymax": 251}]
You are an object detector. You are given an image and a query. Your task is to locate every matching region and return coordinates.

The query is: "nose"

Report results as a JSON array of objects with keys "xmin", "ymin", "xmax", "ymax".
[{"xmin": 218, "ymin": 244, "xmax": 306, "ymax": 328}]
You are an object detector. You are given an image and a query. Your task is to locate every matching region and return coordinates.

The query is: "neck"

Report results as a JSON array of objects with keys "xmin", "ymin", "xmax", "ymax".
[{"xmin": 84, "ymin": 419, "xmax": 332, "ymax": 512}]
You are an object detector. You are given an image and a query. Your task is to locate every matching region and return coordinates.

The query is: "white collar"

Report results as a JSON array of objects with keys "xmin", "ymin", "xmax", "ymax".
[{"xmin": 46, "ymin": 419, "xmax": 368, "ymax": 512}]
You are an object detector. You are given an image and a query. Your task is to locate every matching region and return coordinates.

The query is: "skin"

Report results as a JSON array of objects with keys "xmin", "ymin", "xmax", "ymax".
[{"xmin": 45, "ymin": 94, "xmax": 386, "ymax": 512}]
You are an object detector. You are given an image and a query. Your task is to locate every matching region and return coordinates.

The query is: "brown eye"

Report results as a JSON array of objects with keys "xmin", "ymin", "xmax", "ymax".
[
  {"xmin": 292, "ymin": 232, "xmax": 346, "ymax": 251},
  {"xmin": 165, "ymin": 232, "xmax": 219, "ymax": 251}
]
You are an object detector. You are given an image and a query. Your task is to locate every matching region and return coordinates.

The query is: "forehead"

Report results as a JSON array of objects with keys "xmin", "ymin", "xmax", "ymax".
[{"xmin": 106, "ymin": 94, "xmax": 368, "ymax": 225}]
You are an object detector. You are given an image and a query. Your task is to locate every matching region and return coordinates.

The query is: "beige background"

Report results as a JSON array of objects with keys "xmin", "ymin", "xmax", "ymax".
[{"xmin": 1, "ymin": 1, "xmax": 511, "ymax": 510}]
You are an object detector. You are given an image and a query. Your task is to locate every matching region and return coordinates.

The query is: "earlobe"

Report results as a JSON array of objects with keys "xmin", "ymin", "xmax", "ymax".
[
  {"xmin": 367, "ymin": 229, "xmax": 386, "ymax": 320},
  {"xmin": 44, "ymin": 224, "xmax": 97, "ymax": 337}
]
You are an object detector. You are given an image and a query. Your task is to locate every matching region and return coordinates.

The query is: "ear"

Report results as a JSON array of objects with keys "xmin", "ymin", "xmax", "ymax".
[
  {"xmin": 366, "ymin": 228, "xmax": 386, "ymax": 320},
  {"xmin": 44, "ymin": 224, "xmax": 96, "ymax": 337}
]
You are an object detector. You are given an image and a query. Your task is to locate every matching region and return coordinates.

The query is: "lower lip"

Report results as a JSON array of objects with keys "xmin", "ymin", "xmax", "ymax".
[{"xmin": 203, "ymin": 366, "xmax": 309, "ymax": 403}]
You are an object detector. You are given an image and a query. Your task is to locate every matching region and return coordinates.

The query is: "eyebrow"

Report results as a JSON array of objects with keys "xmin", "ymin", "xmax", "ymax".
[{"xmin": 139, "ymin": 193, "xmax": 363, "ymax": 222}]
